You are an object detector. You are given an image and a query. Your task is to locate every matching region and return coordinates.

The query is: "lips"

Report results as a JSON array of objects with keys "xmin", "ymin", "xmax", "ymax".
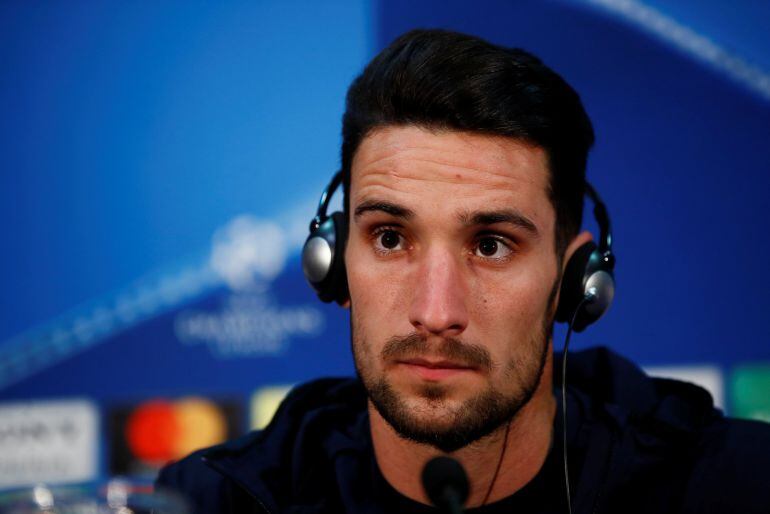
[
  {"xmin": 400, "ymin": 358, "xmax": 473, "ymax": 369},
  {"xmin": 397, "ymin": 358, "xmax": 477, "ymax": 381}
]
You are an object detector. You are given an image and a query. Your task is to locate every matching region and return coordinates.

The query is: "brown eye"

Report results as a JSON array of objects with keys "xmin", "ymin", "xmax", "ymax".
[
  {"xmin": 380, "ymin": 230, "xmax": 401, "ymax": 249},
  {"xmin": 373, "ymin": 228, "xmax": 405, "ymax": 253},
  {"xmin": 478, "ymin": 238, "xmax": 499, "ymax": 256},
  {"xmin": 474, "ymin": 236, "xmax": 512, "ymax": 260}
]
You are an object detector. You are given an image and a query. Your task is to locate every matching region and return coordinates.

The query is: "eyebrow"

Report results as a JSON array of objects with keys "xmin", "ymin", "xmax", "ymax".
[
  {"xmin": 459, "ymin": 209, "xmax": 540, "ymax": 236},
  {"xmin": 353, "ymin": 200, "xmax": 539, "ymax": 236},
  {"xmin": 354, "ymin": 200, "xmax": 415, "ymax": 220}
]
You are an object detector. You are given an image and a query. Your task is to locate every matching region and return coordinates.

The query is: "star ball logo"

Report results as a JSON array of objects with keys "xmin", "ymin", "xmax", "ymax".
[{"xmin": 173, "ymin": 215, "xmax": 325, "ymax": 358}]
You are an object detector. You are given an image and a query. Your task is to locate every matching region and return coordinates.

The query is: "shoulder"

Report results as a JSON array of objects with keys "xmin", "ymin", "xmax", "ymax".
[
  {"xmin": 563, "ymin": 347, "xmax": 770, "ymax": 511},
  {"xmin": 155, "ymin": 430, "xmax": 278, "ymax": 514},
  {"xmin": 155, "ymin": 447, "xmax": 217, "ymax": 491},
  {"xmin": 155, "ymin": 449, "xmax": 228, "ymax": 514},
  {"xmin": 684, "ymin": 415, "xmax": 770, "ymax": 512},
  {"xmin": 154, "ymin": 377, "xmax": 366, "ymax": 513},
  {"xmin": 700, "ymin": 414, "xmax": 770, "ymax": 462}
]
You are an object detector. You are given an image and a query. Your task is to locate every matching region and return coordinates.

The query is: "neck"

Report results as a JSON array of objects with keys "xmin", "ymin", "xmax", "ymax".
[{"xmin": 370, "ymin": 350, "xmax": 556, "ymax": 508}]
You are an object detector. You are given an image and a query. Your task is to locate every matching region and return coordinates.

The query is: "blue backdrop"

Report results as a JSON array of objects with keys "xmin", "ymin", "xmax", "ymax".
[{"xmin": 1, "ymin": 0, "xmax": 769, "ymax": 487}]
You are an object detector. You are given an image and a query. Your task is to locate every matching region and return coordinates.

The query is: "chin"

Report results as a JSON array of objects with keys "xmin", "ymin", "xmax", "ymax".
[{"xmin": 368, "ymin": 376, "xmax": 523, "ymax": 453}]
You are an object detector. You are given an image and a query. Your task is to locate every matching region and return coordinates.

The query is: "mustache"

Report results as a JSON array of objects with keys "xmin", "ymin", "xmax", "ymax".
[{"xmin": 381, "ymin": 332, "xmax": 492, "ymax": 372}]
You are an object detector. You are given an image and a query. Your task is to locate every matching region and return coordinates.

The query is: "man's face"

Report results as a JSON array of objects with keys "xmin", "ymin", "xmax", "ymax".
[{"xmin": 346, "ymin": 126, "xmax": 561, "ymax": 452}]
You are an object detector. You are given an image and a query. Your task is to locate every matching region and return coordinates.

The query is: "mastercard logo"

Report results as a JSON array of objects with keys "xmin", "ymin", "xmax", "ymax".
[{"xmin": 124, "ymin": 397, "xmax": 228, "ymax": 465}]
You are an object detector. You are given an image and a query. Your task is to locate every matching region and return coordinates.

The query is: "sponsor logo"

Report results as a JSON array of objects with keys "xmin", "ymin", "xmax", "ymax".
[
  {"xmin": 0, "ymin": 400, "xmax": 98, "ymax": 488},
  {"xmin": 730, "ymin": 364, "xmax": 770, "ymax": 422},
  {"xmin": 251, "ymin": 385, "xmax": 294, "ymax": 430},
  {"xmin": 108, "ymin": 397, "xmax": 243, "ymax": 477},
  {"xmin": 644, "ymin": 364, "xmax": 725, "ymax": 410}
]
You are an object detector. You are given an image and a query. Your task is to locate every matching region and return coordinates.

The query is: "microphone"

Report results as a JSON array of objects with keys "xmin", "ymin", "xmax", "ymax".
[{"xmin": 421, "ymin": 456, "xmax": 469, "ymax": 514}]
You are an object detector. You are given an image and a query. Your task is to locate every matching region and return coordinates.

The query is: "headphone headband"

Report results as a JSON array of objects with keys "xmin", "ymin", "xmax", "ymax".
[
  {"xmin": 584, "ymin": 182, "xmax": 612, "ymax": 256},
  {"xmin": 310, "ymin": 171, "xmax": 343, "ymax": 232}
]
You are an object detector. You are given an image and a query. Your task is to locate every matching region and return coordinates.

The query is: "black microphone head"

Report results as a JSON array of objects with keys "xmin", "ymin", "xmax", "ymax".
[{"xmin": 421, "ymin": 456, "xmax": 470, "ymax": 510}]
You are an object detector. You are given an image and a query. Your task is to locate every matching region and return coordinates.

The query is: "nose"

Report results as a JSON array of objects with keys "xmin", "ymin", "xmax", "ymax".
[{"xmin": 409, "ymin": 246, "xmax": 469, "ymax": 337}]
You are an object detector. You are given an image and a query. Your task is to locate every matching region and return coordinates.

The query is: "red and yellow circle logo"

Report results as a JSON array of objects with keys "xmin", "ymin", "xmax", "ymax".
[{"xmin": 125, "ymin": 397, "xmax": 227, "ymax": 465}]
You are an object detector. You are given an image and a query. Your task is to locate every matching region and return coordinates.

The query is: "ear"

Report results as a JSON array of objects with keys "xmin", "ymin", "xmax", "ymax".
[
  {"xmin": 341, "ymin": 299, "xmax": 351, "ymax": 309},
  {"xmin": 562, "ymin": 230, "xmax": 593, "ymax": 274},
  {"xmin": 551, "ymin": 230, "xmax": 594, "ymax": 317}
]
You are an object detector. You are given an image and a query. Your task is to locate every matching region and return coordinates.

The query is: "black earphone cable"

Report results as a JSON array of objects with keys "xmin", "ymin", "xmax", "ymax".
[
  {"xmin": 562, "ymin": 291, "xmax": 596, "ymax": 514},
  {"xmin": 480, "ymin": 419, "xmax": 511, "ymax": 506}
]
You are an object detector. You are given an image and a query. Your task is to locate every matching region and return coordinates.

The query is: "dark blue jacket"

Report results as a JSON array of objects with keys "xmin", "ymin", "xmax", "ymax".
[{"xmin": 156, "ymin": 347, "xmax": 770, "ymax": 513}]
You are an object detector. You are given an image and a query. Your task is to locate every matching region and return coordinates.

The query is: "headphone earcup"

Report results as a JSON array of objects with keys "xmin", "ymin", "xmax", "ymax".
[
  {"xmin": 301, "ymin": 211, "xmax": 349, "ymax": 304},
  {"xmin": 325, "ymin": 211, "xmax": 349, "ymax": 304},
  {"xmin": 555, "ymin": 242, "xmax": 596, "ymax": 326},
  {"xmin": 555, "ymin": 241, "xmax": 615, "ymax": 332}
]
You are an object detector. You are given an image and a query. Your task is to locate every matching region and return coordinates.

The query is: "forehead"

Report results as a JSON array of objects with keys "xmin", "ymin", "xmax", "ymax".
[{"xmin": 350, "ymin": 125, "xmax": 552, "ymax": 221}]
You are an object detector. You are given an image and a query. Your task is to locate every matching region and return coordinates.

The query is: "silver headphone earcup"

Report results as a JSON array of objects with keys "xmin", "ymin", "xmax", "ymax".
[
  {"xmin": 302, "ymin": 234, "xmax": 334, "ymax": 285},
  {"xmin": 301, "ymin": 212, "xmax": 349, "ymax": 304},
  {"xmin": 583, "ymin": 269, "xmax": 615, "ymax": 322},
  {"xmin": 556, "ymin": 242, "xmax": 615, "ymax": 332}
]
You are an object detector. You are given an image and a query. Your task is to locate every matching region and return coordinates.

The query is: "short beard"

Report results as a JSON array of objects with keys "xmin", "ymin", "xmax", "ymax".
[
  {"xmin": 351, "ymin": 273, "xmax": 560, "ymax": 453},
  {"xmin": 355, "ymin": 325, "xmax": 554, "ymax": 455},
  {"xmin": 364, "ymin": 331, "xmax": 549, "ymax": 453}
]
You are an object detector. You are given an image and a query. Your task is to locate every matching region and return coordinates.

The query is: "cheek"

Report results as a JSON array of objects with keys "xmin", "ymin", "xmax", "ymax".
[
  {"xmin": 469, "ymin": 262, "xmax": 556, "ymax": 334},
  {"xmin": 347, "ymin": 258, "xmax": 387, "ymax": 313},
  {"xmin": 348, "ymin": 262, "xmax": 407, "ymax": 371},
  {"xmin": 345, "ymin": 238, "xmax": 371, "ymax": 304},
  {"xmin": 346, "ymin": 242, "xmax": 409, "ymax": 330}
]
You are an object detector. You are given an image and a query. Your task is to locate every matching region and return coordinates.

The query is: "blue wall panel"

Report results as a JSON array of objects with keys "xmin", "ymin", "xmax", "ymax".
[{"xmin": 0, "ymin": 1, "xmax": 371, "ymax": 342}]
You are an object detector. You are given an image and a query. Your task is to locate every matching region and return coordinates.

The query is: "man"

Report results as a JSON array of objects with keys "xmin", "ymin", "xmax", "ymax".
[{"xmin": 156, "ymin": 29, "xmax": 770, "ymax": 513}]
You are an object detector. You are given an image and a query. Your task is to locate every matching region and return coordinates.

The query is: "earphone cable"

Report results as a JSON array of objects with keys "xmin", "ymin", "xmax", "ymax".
[
  {"xmin": 562, "ymin": 293, "xmax": 593, "ymax": 514},
  {"xmin": 480, "ymin": 419, "xmax": 511, "ymax": 506}
]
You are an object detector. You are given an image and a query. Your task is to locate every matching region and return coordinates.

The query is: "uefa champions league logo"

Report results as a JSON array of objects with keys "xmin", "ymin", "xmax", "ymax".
[
  {"xmin": 173, "ymin": 215, "xmax": 324, "ymax": 358},
  {"xmin": 174, "ymin": 293, "xmax": 324, "ymax": 358}
]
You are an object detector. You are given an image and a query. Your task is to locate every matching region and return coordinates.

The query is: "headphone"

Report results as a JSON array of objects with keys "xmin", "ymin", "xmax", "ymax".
[
  {"xmin": 553, "ymin": 183, "xmax": 616, "ymax": 332},
  {"xmin": 302, "ymin": 171, "xmax": 615, "ymax": 332}
]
